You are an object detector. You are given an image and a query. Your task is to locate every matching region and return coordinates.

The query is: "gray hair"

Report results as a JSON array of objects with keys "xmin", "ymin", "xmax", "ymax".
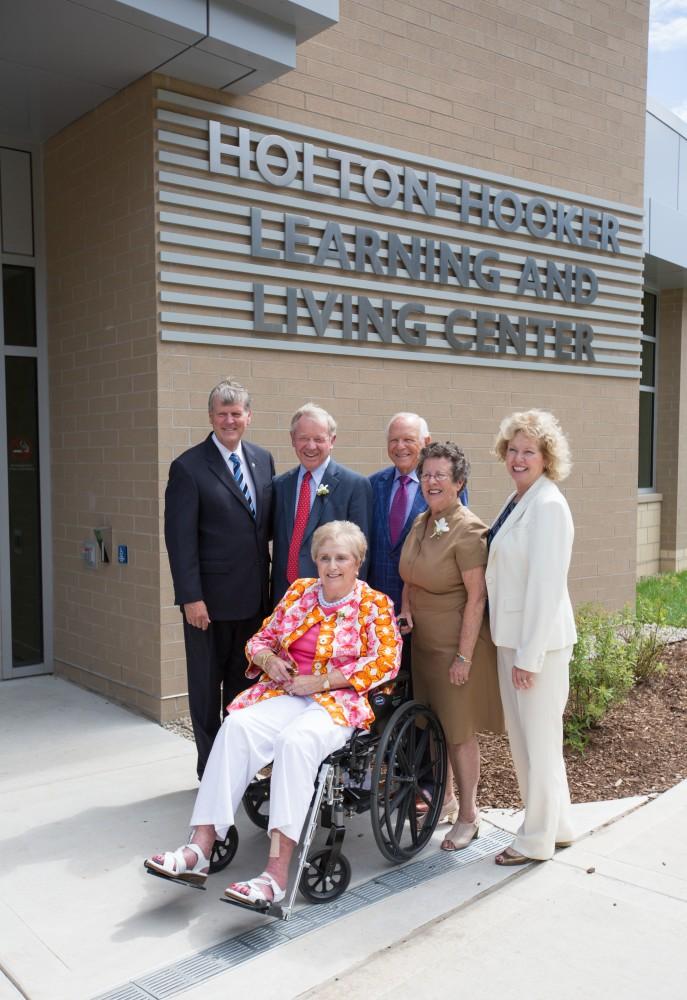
[
  {"xmin": 310, "ymin": 520, "xmax": 367, "ymax": 565},
  {"xmin": 417, "ymin": 442, "xmax": 470, "ymax": 485},
  {"xmin": 290, "ymin": 402, "xmax": 337, "ymax": 437},
  {"xmin": 208, "ymin": 377, "xmax": 251, "ymax": 413},
  {"xmin": 386, "ymin": 412, "xmax": 430, "ymax": 439}
]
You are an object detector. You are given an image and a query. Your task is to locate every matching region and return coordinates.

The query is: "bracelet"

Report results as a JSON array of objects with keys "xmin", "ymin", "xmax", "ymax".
[
  {"xmin": 322, "ymin": 676, "xmax": 331, "ymax": 692},
  {"xmin": 454, "ymin": 653, "xmax": 471, "ymax": 666},
  {"xmin": 254, "ymin": 650, "xmax": 273, "ymax": 669}
]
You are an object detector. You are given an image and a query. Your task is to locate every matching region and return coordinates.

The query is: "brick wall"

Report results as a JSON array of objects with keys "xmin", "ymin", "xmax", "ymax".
[
  {"xmin": 230, "ymin": 0, "xmax": 649, "ymax": 204},
  {"xmin": 158, "ymin": 0, "xmax": 648, "ymax": 711},
  {"xmin": 46, "ymin": 0, "xmax": 649, "ymax": 720},
  {"xmin": 45, "ymin": 76, "xmax": 161, "ymax": 715},
  {"xmin": 637, "ymin": 495, "xmax": 661, "ymax": 578}
]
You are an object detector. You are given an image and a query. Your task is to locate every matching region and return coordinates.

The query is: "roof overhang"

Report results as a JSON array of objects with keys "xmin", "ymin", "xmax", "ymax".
[{"xmin": 0, "ymin": 0, "xmax": 338, "ymax": 144}]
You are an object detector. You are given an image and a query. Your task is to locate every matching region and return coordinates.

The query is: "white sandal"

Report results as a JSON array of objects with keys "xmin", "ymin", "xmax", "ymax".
[
  {"xmin": 223, "ymin": 872, "xmax": 285, "ymax": 908},
  {"xmin": 144, "ymin": 843, "xmax": 210, "ymax": 888}
]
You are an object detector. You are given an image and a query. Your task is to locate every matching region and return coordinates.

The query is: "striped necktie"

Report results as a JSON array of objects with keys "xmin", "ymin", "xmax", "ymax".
[{"xmin": 229, "ymin": 452, "xmax": 255, "ymax": 517}]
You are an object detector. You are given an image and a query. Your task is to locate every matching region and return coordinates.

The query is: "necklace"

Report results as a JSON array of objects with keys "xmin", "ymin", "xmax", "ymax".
[{"xmin": 318, "ymin": 585, "xmax": 356, "ymax": 608}]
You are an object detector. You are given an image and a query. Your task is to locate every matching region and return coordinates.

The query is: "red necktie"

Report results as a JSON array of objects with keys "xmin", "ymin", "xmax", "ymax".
[
  {"xmin": 389, "ymin": 474, "xmax": 410, "ymax": 547},
  {"xmin": 287, "ymin": 471, "xmax": 312, "ymax": 583}
]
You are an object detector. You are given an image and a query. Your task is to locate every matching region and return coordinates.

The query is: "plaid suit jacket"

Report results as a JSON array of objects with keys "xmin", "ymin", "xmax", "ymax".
[
  {"xmin": 367, "ymin": 467, "xmax": 427, "ymax": 612},
  {"xmin": 367, "ymin": 467, "xmax": 469, "ymax": 611}
]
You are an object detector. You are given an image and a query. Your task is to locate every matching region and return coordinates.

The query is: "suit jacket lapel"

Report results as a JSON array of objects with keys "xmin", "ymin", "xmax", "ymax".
[
  {"xmin": 303, "ymin": 459, "xmax": 339, "ymax": 542},
  {"xmin": 404, "ymin": 479, "xmax": 425, "ymax": 529},
  {"xmin": 205, "ymin": 435, "xmax": 253, "ymax": 516},
  {"xmin": 282, "ymin": 467, "xmax": 300, "ymax": 531},
  {"xmin": 378, "ymin": 468, "xmax": 395, "ymax": 547},
  {"xmin": 491, "ymin": 475, "xmax": 549, "ymax": 548}
]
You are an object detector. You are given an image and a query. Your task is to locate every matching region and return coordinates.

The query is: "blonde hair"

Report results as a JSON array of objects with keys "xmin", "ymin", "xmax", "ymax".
[
  {"xmin": 493, "ymin": 409, "xmax": 572, "ymax": 482},
  {"xmin": 311, "ymin": 520, "xmax": 367, "ymax": 565}
]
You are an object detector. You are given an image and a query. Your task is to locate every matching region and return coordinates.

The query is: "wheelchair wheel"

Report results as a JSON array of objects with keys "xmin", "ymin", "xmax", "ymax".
[
  {"xmin": 370, "ymin": 700, "xmax": 447, "ymax": 863},
  {"xmin": 208, "ymin": 826, "xmax": 239, "ymax": 873},
  {"xmin": 242, "ymin": 774, "xmax": 270, "ymax": 829},
  {"xmin": 299, "ymin": 848, "xmax": 351, "ymax": 903}
]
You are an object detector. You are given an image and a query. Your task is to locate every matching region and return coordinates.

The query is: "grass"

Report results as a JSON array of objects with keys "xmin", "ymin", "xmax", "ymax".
[{"xmin": 637, "ymin": 570, "xmax": 687, "ymax": 627}]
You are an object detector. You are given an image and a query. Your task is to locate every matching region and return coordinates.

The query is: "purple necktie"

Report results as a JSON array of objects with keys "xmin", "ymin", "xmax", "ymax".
[{"xmin": 389, "ymin": 475, "xmax": 411, "ymax": 547}]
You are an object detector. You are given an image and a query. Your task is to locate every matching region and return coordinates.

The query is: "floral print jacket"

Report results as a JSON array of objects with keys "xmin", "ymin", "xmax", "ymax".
[{"xmin": 234, "ymin": 578, "xmax": 401, "ymax": 729}]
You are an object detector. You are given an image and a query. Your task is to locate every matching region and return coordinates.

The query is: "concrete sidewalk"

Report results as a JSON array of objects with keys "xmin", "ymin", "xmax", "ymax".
[
  {"xmin": 1, "ymin": 675, "xmax": 679, "ymax": 1000},
  {"xmin": 306, "ymin": 778, "xmax": 687, "ymax": 1000}
]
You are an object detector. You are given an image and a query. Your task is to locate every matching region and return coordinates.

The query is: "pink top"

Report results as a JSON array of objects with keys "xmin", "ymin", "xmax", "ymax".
[
  {"xmin": 289, "ymin": 624, "xmax": 320, "ymax": 675},
  {"xmin": 288, "ymin": 596, "xmax": 349, "ymax": 675}
]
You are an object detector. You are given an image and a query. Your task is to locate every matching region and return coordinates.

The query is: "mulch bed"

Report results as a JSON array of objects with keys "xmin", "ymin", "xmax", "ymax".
[{"xmin": 479, "ymin": 639, "xmax": 687, "ymax": 808}]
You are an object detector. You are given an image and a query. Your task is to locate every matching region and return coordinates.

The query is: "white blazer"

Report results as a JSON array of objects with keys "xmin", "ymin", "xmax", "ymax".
[{"xmin": 486, "ymin": 475, "xmax": 577, "ymax": 672}]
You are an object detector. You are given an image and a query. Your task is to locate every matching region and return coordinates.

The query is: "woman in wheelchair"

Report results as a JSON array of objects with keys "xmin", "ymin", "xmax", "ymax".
[{"xmin": 145, "ymin": 520, "xmax": 401, "ymax": 908}]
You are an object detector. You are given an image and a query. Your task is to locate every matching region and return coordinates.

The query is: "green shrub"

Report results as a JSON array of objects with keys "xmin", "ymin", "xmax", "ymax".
[
  {"xmin": 565, "ymin": 604, "xmax": 635, "ymax": 751},
  {"xmin": 625, "ymin": 611, "xmax": 667, "ymax": 685}
]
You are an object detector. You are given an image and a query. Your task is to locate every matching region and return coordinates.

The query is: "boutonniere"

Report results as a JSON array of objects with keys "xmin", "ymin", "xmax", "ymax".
[
  {"xmin": 316, "ymin": 484, "xmax": 330, "ymax": 497},
  {"xmin": 430, "ymin": 517, "xmax": 450, "ymax": 539}
]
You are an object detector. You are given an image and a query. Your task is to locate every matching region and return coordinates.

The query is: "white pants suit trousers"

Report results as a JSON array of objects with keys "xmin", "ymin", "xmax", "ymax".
[
  {"xmin": 497, "ymin": 646, "xmax": 574, "ymax": 860},
  {"xmin": 190, "ymin": 695, "xmax": 353, "ymax": 843}
]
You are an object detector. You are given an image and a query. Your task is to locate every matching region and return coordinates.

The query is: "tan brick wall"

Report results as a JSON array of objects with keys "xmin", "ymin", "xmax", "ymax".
[
  {"xmin": 637, "ymin": 495, "xmax": 661, "ymax": 578},
  {"xmin": 158, "ymin": 0, "xmax": 648, "ymax": 714},
  {"xmin": 47, "ymin": 0, "xmax": 649, "ymax": 720},
  {"xmin": 45, "ymin": 75, "xmax": 161, "ymax": 716},
  {"xmin": 223, "ymin": 0, "xmax": 649, "ymax": 205},
  {"xmin": 158, "ymin": 348, "xmax": 640, "ymax": 630}
]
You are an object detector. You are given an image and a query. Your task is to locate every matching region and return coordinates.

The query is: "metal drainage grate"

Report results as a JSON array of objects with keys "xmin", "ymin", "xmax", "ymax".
[{"xmin": 94, "ymin": 827, "xmax": 512, "ymax": 1000}]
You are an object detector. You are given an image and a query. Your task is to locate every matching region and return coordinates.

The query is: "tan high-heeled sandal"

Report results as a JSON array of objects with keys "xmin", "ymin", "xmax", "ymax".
[{"xmin": 441, "ymin": 813, "xmax": 481, "ymax": 851}]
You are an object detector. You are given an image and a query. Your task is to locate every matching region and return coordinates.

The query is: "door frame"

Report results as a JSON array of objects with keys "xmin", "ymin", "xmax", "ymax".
[{"xmin": 0, "ymin": 141, "xmax": 52, "ymax": 679}]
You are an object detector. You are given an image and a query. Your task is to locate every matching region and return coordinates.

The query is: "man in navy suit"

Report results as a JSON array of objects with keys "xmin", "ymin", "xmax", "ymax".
[
  {"xmin": 369, "ymin": 413, "xmax": 469, "ymax": 615},
  {"xmin": 368, "ymin": 413, "xmax": 432, "ymax": 617},
  {"xmin": 271, "ymin": 403, "xmax": 372, "ymax": 606},
  {"xmin": 165, "ymin": 378, "xmax": 275, "ymax": 778}
]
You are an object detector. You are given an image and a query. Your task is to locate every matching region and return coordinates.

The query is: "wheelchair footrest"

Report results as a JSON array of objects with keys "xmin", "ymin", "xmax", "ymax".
[
  {"xmin": 220, "ymin": 893, "xmax": 271, "ymax": 915},
  {"xmin": 145, "ymin": 867, "xmax": 207, "ymax": 891}
]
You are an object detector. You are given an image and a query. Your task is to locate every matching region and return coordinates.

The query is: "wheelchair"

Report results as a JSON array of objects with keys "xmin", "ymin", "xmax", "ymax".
[{"xmin": 208, "ymin": 672, "xmax": 448, "ymax": 920}]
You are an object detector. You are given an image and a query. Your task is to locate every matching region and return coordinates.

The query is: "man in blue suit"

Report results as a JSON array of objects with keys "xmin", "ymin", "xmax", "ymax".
[
  {"xmin": 271, "ymin": 403, "xmax": 373, "ymax": 606},
  {"xmin": 369, "ymin": 412, "xmax": 469, "ymax": 613},
  {"xmin": 368, "ymin": 413, "xmax": 431, "ymax": 616}
]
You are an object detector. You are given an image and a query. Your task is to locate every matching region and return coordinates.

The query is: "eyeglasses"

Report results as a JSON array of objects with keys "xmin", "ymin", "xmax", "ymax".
[{"xmin": 420, "ymin": 473, "xmax": 451, "ymax": 482}]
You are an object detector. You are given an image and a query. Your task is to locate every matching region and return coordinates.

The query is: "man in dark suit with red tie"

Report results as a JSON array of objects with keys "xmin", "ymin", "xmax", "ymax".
[
  {"xmin": 165, "ymin": 378, "xmax": 275, "ymax": 778},
  {"xmin": 271, "ymin": 403, "xmax": 372, "ymax": 606}
]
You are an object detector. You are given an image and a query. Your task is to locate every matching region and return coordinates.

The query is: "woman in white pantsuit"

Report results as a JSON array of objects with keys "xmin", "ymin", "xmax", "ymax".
[{"xmin": 486, "ymin": 410, "xmax": 577, "ymax": 865}]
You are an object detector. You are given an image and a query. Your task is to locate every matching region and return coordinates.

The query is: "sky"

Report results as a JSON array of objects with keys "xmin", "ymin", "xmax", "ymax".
[{"xmin": 648, "ymin": 0, "xmax": 687, "ymax": 122}]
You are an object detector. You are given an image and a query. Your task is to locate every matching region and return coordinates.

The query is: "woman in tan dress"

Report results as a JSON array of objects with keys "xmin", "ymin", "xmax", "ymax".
[{"xmin": 399, "ymin": 442, "xmax": 504, "ymax": 851}]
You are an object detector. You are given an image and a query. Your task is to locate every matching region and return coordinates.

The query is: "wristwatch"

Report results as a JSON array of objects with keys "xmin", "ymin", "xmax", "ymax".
[{"xmin": 455, "ymin": 653, "xmax": 471, "ymax": 666}]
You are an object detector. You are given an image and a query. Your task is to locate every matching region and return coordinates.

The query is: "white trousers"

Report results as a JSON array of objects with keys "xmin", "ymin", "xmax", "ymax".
[
  {"xmin": 190, "ymin": 696, "xmax": 353, "ymax": 843},
  {"xmin": 497, "ymin": 646, "xmax": 574, "ymax": 860}
]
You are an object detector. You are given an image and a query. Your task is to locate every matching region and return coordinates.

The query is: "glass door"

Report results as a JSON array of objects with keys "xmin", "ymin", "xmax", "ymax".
[{"xmin": 0, "ymin": 146, "xmax": 51, "ymax": 679}]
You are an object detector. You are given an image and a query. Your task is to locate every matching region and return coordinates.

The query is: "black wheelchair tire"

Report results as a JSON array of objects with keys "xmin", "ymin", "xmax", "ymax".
[
  {"xmin": 208, "ymin": 826, "xmax": 239, "ymax": 873},
  {"xmin": 242, "ymin": 775, "xmax": 270, "ymax": 829},
  {"xmin": 370, "ymin": 700, "xmax": 448, "ymax": 863},
  {"xmin": 299, "ymin": 848, "xmax": 352, "ymax": 903}
]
